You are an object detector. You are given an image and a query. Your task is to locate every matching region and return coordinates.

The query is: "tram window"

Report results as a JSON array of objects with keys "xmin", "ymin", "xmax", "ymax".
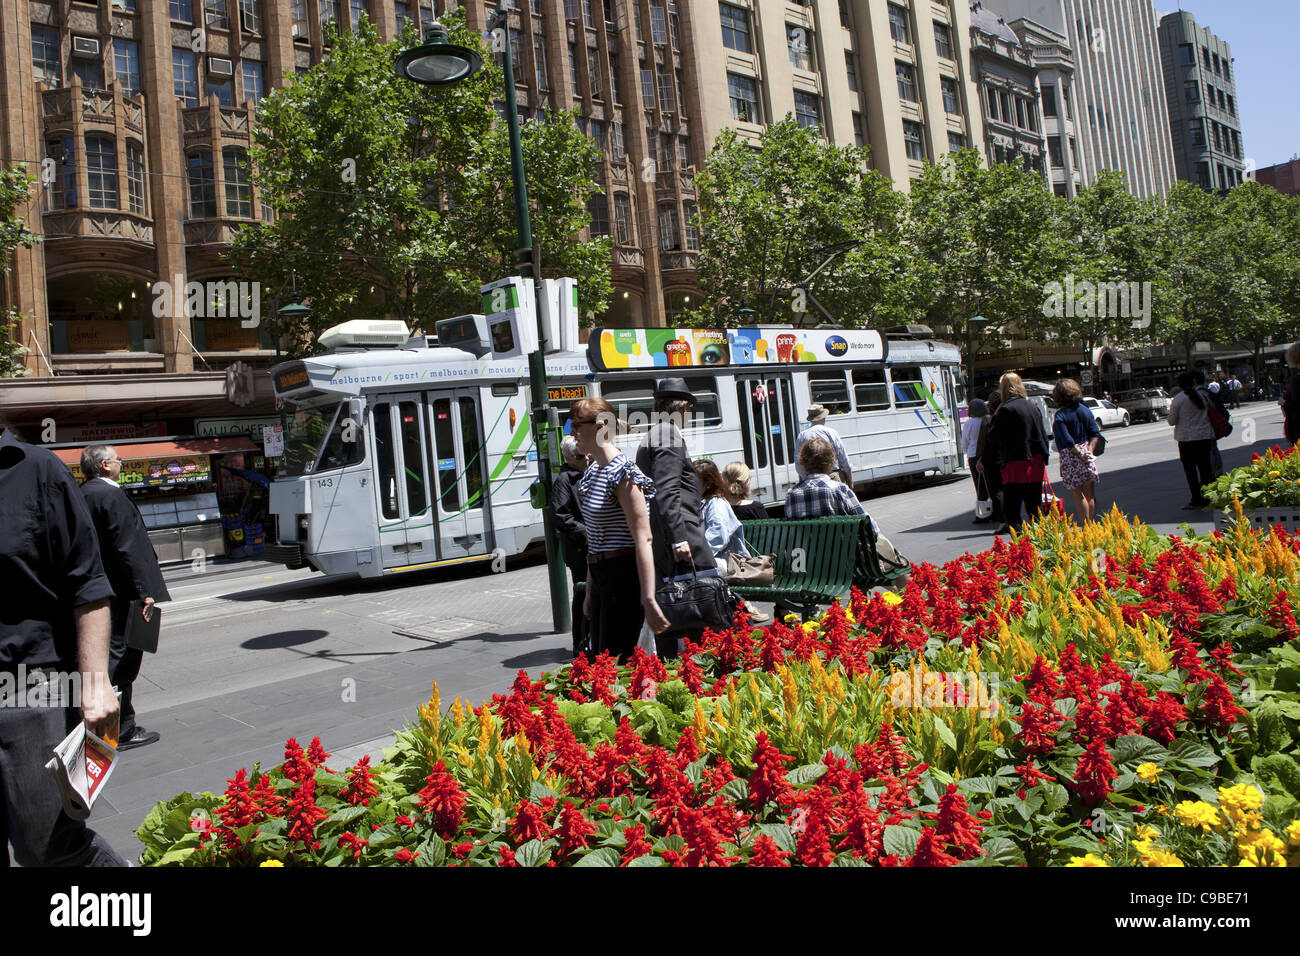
[
  {"xmin": 809, "ymin": 371, "xmax": 850, "ymax": 415},
  {"xmin": 852, "ymin": 368, "xmax": 890, "ymax": 411},
  {"xmin": 736, "ymin": 381, "xmax": 762, "ymax": 469},
  {"xmin": 460, "ymin": 397, "xmax": 486, "ymax": 508},
  {"xmin": 891, "ymin": 366, "xmax": 928, "ymax": 408},
  {"xmin": 602, "ymin": 377, "xmax": 722, "ymax": 429},
  {"xmin": 432, "ymin": 398, "xmax": 460, "ymax": 512},
  {"xmin": 399, "ymin": 401, "xmax": 427, "ymax": 515},
  {"xmin": 315, "ymin": 406, "xmax": 365, "ymax": 471},
  {"xmin": 373, "ymin": 404, "xmax": 399, "ymax": 519},
  {"xmin": 769, "ymin": 378, "xmax": 794, "ymax": 466},
  {"xmin": 284, "ymin": 402, "xmax": 338, "ymax": 476}
]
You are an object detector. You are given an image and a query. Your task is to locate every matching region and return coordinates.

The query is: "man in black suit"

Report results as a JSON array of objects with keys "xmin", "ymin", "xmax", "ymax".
[
  {"xmin": 550, "ymin": 435, "xmax": 589, "ymax": 656},
  {"xmin": 80, "ymin": 444, "xmax": 171, "ymax": 750},
  {"xmin": 635, "ymin": 379, "xmax": 718, "ymax": 655}
]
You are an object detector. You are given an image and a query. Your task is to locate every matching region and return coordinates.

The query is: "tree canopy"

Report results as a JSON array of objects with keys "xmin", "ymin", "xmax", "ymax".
[{"xmin": 1, "ymin": 166, "xmax": 37, "ymax": 377}]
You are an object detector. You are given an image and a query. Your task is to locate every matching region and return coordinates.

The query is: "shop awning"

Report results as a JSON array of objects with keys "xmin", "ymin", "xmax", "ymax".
[{"xmin": 50, "ymin": 436, "xmax": 258, "ymax": 466}]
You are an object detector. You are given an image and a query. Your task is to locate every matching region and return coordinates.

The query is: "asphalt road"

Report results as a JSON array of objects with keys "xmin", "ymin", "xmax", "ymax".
[{"xmin": 55, "ymin": 400, "xmax": 1290, "ymax": 863}]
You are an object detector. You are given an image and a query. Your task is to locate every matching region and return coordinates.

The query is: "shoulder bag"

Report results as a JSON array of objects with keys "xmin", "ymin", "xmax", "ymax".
[
  {"xmin": 1200, "ymin": 389, "xmax": 1232, "ymax": 439},
  {"xmin": 726, "ymin": 552, "xmax": 775, "ymax": 586},
  {"xmin": 655, "ymin": 561, "xmax": 734, "ymax": 640}
]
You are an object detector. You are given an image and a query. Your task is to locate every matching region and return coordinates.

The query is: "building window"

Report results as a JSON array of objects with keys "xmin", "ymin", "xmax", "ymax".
[
  {"xmin": 46, "ymin": 136, "xmax": 76, "ymax": 209},
  {"xmin": 1062, "ymin": 85, "xmax": 1072, "ymax": 119},
  {"xmin": 1201, "ymin": 46, "xmax": 1210, "ymax": 69},
  {"xmin": 719, "ymin": 3, "xmax": 751, "ymax": 53},
  {"xmin": 683, "ymin": 201, "xmax": 699, "ymax": 250},
  {"xmin": 1189, "ymin": 119, "xmax": 1204, "ymax": 147},
  {"xmin": 173, "ymin": 50, "xmax": 198, "ymax": 106},
  {"xmin": 1196, "ymin": 161, "xmax": 1210, "ymax": 189},
  {"xmin": 71, "ymin": 58, "xmax": 106, "ymax": 92},
  {"xmin": 205, "ymin": 0, "xmax": 229, "ymax": 30},
  {"xmin": 170, "ymin": 0, "xmax": 193, "ymax": 22},
  {"xmin": 242, "ymin": 60, "xmax": 265, "ymax": 103},
  {"xmin": 126, "ymin": 142, "xmax": 146, "ymax": 215},
  {"xmin": 610, "ymin": 120, "xmax": 625, "ymax": 157},
  {"xmin": 1223, "ymin": 60, "xmax": 1231, "ymax": 80},
  {"xmin": 563, "ymin": 0, "xmax": 579, "ymax": 19},
  {"xmin": 659, "ymin": 132, "xmax": 674, "ymax": 170},
  {"xmin": 394, "ymin": 2, "xmax": 410, "ymax": 29},
  {"xmin": 348, "ymin": 0, "xmax": 366, "ymax": 32},
  {"xmin": 1231, "ymin": 129, "xmax": 1240, "ymax": 157},
  {"xmin": 649, "ymin": 4, "xmax": 667, "ymax": 45},
  {"xmin": 613, "ymin": 193, "xmax": 633, "ymax": 244},
  {"xmin": 845, "ymin": 52, "xmax": 858, "ymax": 93},
  {"xmin": 86, "ymin": 135, "xmax": 118, "ymax": 210},
  {"xmin": 902, "ymin": 119, "xmax": 924, "ymax": 161},
  {"xmin": 321, "ymin": 0, "xmax": 339, "ymax": 33},
  {"xmin": 239, "ymin": 0, "xmax": 262, "ymax": 33},
  {"xmin": 888, "ymin": 4, "xmax": 910, "ymax": 44},
  {"xmin": 291, "ymin": 0, "xmax": 309, "ymax": 39},
  {"xmin": 1048, "ymin": 136, "xmax": 1063, "ymax": 167},
  {"xmin": 1212, "ymin": 52, "xmax": 1221, "ymax": 74},
  {"xmin": 223, "ymin": 148, "xmax": 252, "ymax": 217},
  {"xmin": 1016, "ymin": 97, "xmax": 1027, "ymax": 129},
  {"xmin": 658, "ymin": 203, "xmax": 681, "ymax": 250},
  {"xmin": 787, "ymin": 25, "xmax": 812, "ymax": 71},
  {"xmin": 658, "ymin": 69, "xmax": 675, "ymax": 111},
  {"xmin": 588, "ymin": 194, "xmax": 609, "ymax": 235},
  {"xmin": 986, "ymin": 86, "xmax": 999, "ymax": 121},
  {"xmin": 940, "ymin": 76, "xmax": 958, "ymax": 114},
  {"xmin": 895, "ymin": 61, "xmax": 917, "ymax": 103},
  {"xmin": 839, "ymin": 0, "xmax": 850, "ymax": 28},
  {"xmin": 589, "ymin": 118, "xmax": 605, "ymax": 149},
  {"xmin": 668, "ymin": 2, "xmax": 681, "ymax": 49},
  {"xmin": 678, "ymin": 134, "xmax": 691, "ymax": 169},
  {"xmin": 1185, "ymin": 81, "xmax": 1199, "ymax": 104},
  {"xmin": 1178, "ymin": 43, "xmax": 1193, "ymax": 67},
  {"xmin": 589, "ymin": 46, "xmax": 602, "ymax": 97},
  {"xmin": 947, "ymin": 131, "xmax": 964, "ymax": 153},
  {"xmin": 1041, "ymin": 85, "xmax": 1057, "ymax": 117},
  {"xmin": 852, "ymin": 112, "xmax": 865, "ymax": 148},
  {"xmin": 113, "ymin": 40, "xmax": 141, "ymax": 97},
  {"xmin": 933, "ymin": 21, "xmax": 953, "ymax": 60},
  {"xmin": 793, "ymin": 91, "xmax": 820, "ymax": 130},
  {"xmin": 727, "ymin": 73, "xmax": 759, "ymax": 123},
  {"xmin": 1217, "ymin": 88, "xmax": 1226, "ymax": 111},
  {"xmin": 640, "ymin": 64, "xmax": 654, "ymax": 103},
  {"xmin": 31, "ymin": 26, "xmax": 62, "ymax": 88},
  {"xmin": 572, "ymin": 42, "xmax": 584, "ymax": 95},
  {"xmin": 610, "ymin": 50, "xmax": 623, "ymax": 104},
  {"xmin": 675, "ymin": 68, "xmax": 686, "ymax": 115},
  {"xmin": 209, "ymin": 77, "xmax": 234, "ymax": 107},
  {"xmin": 188, "ymin": 150, "xmax": 216, "ymax": 218}
]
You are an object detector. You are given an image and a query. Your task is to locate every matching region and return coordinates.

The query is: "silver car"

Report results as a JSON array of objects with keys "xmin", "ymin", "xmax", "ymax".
[{"xmin": 1112, "ymin": 388, "xmax": 1169, "ymax": 423}]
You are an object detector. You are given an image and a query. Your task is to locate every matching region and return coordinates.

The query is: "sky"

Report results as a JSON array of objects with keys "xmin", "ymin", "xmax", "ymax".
[{"xmin": 1157, "ymin": 1, "xmax": 1300, "ymax": 169}]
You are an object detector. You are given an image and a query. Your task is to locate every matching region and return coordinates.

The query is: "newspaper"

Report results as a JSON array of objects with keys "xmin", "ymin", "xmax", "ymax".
[{"xmin": 45, "ymin": 722, "xmax": 118, "ymax": 821}]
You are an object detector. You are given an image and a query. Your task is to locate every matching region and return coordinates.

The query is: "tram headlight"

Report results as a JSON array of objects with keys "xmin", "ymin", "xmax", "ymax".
[{"xmin": 297, "ymin": 514, "xmax": 310, "ymax": 539}]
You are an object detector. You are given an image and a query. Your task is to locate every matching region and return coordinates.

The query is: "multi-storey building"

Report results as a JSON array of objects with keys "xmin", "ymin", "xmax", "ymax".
[
  {"xmin": 966, "ymin": 2, "xmax": 1044, "ymax": 177},
  {"xmin": 981, "ymin": 0, "xmax": 1175, "ymax": 198},
  {"xmin": 1255, "ymin": 158, "xmax": 1300, "ymax": 197},
  {"xmin": 1157, "ymin": 10, "xmax": 1245, "ymax": 194},
  {"xmin": 1002, "ymin": 13, "xmax": 1080, "ymax": 197}
]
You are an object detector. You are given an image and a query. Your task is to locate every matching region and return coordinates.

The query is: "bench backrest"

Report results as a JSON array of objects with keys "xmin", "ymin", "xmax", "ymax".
[{"xmin": 741, "ymin": 516, "xmax": 866, "ymax": 590}]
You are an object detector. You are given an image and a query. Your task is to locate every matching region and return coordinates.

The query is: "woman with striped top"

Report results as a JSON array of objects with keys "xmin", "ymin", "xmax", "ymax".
[{"xmin": 573, "ymin": 397, "xmax": 670, "ymax": 661}]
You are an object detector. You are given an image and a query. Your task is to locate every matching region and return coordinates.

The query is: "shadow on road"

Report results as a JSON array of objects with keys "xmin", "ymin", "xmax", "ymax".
[
  {"xmin": 501, "ymin": 647, "xmax": 575, "ymax": 669},
  {"xmin": 241, "ymin": 628, "xmax": 331, "ymax": 650}
]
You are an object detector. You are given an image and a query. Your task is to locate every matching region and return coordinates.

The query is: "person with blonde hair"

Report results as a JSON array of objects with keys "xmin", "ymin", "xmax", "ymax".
[
  {"xmin": 572, "ymin": 397, "xmax": 669, "ymax": 661},
  {"xmin": 1282, "ymin": 342, "xmax": 1300, "ymax": 446},
  {"xmin": 721, "ymin": 461, "xmax": 769, "ymax": 521},
  {"xmin": 984, "ymin": 372, "xmax": 1052, "ymax": 533},
  {"xmin": 1052, "ymin": 378, "xmax": 1101, "ymax": 521}
]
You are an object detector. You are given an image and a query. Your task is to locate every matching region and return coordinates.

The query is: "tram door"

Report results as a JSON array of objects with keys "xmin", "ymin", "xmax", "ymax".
[
  {"xmin": 371, "ymin": 394, "xmax": 435, "ymax": 570},
  {"xmin": 735, "ymin": 374, "xmax": 798, "ymax": 502},
  {"xmin": 427, "ymin": 389, "xmax": 492, "ymax": 560}
]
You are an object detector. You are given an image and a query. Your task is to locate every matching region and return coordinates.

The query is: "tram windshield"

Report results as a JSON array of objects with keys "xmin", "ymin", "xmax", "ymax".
[{"xmin": 282, "ymin": 399, "xmax": 365, "ymax": 476}]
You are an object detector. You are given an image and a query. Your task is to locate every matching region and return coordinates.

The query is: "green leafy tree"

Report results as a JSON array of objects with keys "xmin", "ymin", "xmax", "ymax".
[
  {"xmin": 688, "ymin": 116, "xmax": 912, "ymax": 328},
  {"xmin": 905, "ymin": 150, "xmax": 1067, "ymax": 366},
  {"xmin": 229, "ymin": 15, "xmax": 610, "ymax": 355},
  {"xmin": 0, "ymin": 166, "xmax": 38, "ymax": 377}
]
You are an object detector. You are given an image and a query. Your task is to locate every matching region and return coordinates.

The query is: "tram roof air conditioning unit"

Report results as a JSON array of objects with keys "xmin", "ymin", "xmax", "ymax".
[
  {"xmin": 72, "ymin": 37, "xmax": 101, "ymax": 58},
  {"xmin": 318, "ymin": 319, "xmax": 411, "ymax": 350},
  {"xmin": 208, "ymin": 57, "xmax": 234, "ymax": 78}
]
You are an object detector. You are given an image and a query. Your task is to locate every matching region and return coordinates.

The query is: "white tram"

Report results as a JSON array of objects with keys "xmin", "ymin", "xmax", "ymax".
[{"xmin": 265, "ymin": 312, "xmax": 963, "ymax": 578}]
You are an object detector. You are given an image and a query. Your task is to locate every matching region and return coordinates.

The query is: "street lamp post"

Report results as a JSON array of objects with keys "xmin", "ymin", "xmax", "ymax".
[
  {"xmin": 967, "ymin": 314, "xmax": 988, "ymax": 399},
  {"xmin": 397, "ymin": 19, "xmax": 570, "ymax": 635},
  {"xmin": 276, "ymin": 295, "xmax": 312, "ymax": 441}
]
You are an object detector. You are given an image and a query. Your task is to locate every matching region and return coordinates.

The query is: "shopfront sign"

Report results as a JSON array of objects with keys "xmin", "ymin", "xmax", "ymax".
[
  {"xmin": 59, "ymin": 422, "xmax": 168, "ymax": 443},
  {"xmin": 64, "ymin": 320, "xmax": 131, "ymax": 353},
  {"xmin": 263, "ymin": 424, "xmax": 285, "ymax": 458},
  {"xmin": 69, "ymin": 454, "xmax": 212, "ymax": 489},
  {"xmin": 195, "ymin": 416, "xmax": 280, "ymax": 443}
]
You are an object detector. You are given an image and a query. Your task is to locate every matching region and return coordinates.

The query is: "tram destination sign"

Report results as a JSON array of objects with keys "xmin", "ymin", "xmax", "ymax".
[
  {"xmin": 588, "ymin": 327, "xmax": 886, "ymax": 372},
  {"xmin": 547, "ymin": 384, "xmax": 588, "ymax": 402}
]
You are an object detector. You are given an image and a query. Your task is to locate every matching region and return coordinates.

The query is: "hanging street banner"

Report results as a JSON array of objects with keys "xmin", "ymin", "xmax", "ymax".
[{"xmin": 587, "ymin": 327, "xmax": 886, "ymax": 372}]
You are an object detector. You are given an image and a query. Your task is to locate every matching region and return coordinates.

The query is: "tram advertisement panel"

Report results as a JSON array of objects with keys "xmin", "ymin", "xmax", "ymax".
[{"xmin": 587, "ymin": 327, "xmax": 885, "ymax": 371}]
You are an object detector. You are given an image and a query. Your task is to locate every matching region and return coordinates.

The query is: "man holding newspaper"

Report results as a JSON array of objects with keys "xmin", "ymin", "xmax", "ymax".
[{"xmin": 0, "ymin": 426, "xmax": 126, "ymax": 866}]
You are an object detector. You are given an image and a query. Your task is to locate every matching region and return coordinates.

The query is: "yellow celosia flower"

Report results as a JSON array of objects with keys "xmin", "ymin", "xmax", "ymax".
[
  {"xmin": 1135, "ymin": 762, "xmax": 1161, "ymax": 783},
  {"xmin": 1173, "ymin": 800, "xmax": 1221, "ymax": 832},
  {"xmin": 1066, "ymin": 853, "xmax": 1109, "ymax": 867},
  {"xmin": 259, "ymin": 860, "xmax": 284, "ymax": 867}
]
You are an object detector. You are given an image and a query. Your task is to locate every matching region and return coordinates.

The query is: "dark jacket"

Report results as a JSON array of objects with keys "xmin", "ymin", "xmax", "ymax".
[
  {"xmin": 80, "ymin": 478, "xmax": 171, "ymax": 637},
  {"xmin": 985, "ymin": 396, "xmax": 1051, "ymax": 473},
  {"xmin": 635, "ymin": 422, "xmax": 714, "ymax": 580},
  {"xmin": 1285, "ymin": 372, "xmax": 1300, "ymax": 445},
  {"xmin": 550, "ymin": 464, "xmax": 588, "ymax": 573}
]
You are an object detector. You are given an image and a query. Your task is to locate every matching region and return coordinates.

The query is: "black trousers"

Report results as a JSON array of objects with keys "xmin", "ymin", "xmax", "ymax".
[
  {"xmin": 588, "ymin": 555, "xmax": 644, "ymax": 663},
  {"xmin": 1178, "ymin": 439, "xmax": 1216, "ymax": 504},
  {"xmin": 566, "ymin": 561, "xmax": 588, "ymax": 655},
  {"xmin": 1002, "ymin": 481, "xmax": 1043, "ymax": 530},
  {"xmin": 108, "ymin": 635, "xmax": 143, "ymax": 739}
]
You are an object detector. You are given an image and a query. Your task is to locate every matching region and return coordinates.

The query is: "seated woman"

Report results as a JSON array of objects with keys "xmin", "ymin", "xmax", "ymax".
[
  {"xmin": 694, "ymin": 459, "xmax": 751, "ymax": 569},
  {"xmin": 722, "ymin": 462, "xmax": 770, "ymax": 521}
]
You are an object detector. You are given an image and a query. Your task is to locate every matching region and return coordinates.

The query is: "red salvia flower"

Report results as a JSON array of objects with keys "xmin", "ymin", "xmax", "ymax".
[
  {"xmin": 417, "ymin": 761, "xmax": 467, "ymax": 839},
  {"xmin": 1139, "ymin": 691, "xmax": 1187, "ymax": 744},
  {"xmin": 1014, "ymin": 759, "xmax": 1048, "ymax": 800},
  {"xmin": 748, "ymin": 834, "xmax": 791, "ymax": 867},
  {"xmin": 907, "ymin": 828, "xmax": 961, "ymax": 867},
  {"xmin": 509, "ymin": 800, "xmax": 552, "ymax": 843},
  {"xmin": 556, "ymin": 803, "xmax": 596, "ymax": 857},
  {"xmin": 285, "ymin": 778, "xmax": 329, "ymax": 852},
  {"xmin": 926, "ymin": 784, "xmax": 985, "ymax": 861},
  {"xmin": 620, "ymin": 824, "xmax": 654, "ymax": 866},
  {"xmin": 281, "ymin": 738, "xmax": 315, "ymax": 783},
  {"xmin": 1267, "ymin": 591, "xmax": 1299, "ymax": 640},
  {"xmin": 1071, "ymin": 738, "xmax": 1117, "ymax": 805},
  {"xmin": 305, "ymin": 737, "xmax": 331, "ymax": 773},
  {"xmin": 393, "ymin": 847, "xmax": 418, "ymax": 863},
  {"xmin": 337, "ymin": 832, "xmax": 368, "ymax": 861},
  {"xmin": 340, "ymin": 756, "xmax": 378, "ymax": 806},
  {"xmin": 748, "ymin": 732, "xmax": 794, "ymax": 810},
  {"xmin": 1200, "ymin": 675, "xmax": 1245, "ymax": 734},
  {"xmin": 497, "ymin": 846, "xmax": 518, "ymax": 867}
]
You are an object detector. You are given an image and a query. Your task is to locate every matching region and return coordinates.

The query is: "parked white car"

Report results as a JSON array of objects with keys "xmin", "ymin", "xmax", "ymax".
[{"xmin": 1082, "ymin": 396, "xmax": 1130, "ymax": 429}]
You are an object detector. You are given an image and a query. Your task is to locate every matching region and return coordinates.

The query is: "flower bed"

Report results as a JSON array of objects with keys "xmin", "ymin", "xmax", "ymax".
[
  {"xmin": 1205, "ymin": 444, "xmax": 1300, "ymax": 522},
  {"xmin": 137, "ymin": 508, "xmax": 1300, "ymax": 867}
]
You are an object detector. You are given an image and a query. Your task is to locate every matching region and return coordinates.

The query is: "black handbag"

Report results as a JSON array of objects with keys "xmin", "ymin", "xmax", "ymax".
[{"xmin": 654, "ymin": 562, "xmax": 733, "ymax": 640}]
